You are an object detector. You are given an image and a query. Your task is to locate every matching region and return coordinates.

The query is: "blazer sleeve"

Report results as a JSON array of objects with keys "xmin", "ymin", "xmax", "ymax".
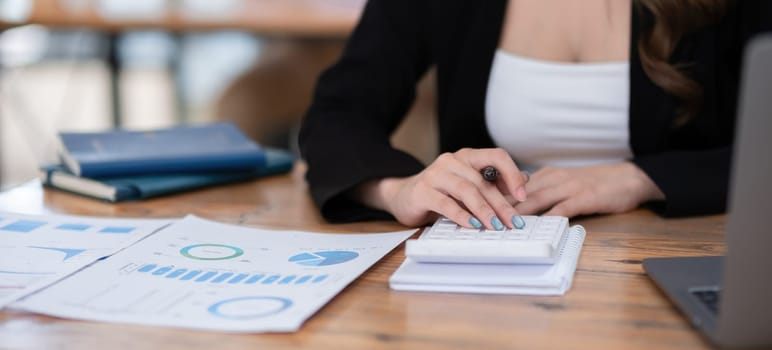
[
  {"xmin": 632, "ymin": 148, "xmax": 732, "ymax": 217},
  {"xmin": 631, "ymin": 1, "xmax": 772, "ymax": 217},
  {"xmin": 299, "ymin": 0, "xmax": 432, "ymax": 222}
]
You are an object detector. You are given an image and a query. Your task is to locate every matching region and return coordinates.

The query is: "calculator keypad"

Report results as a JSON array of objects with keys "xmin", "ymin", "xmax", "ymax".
[{"xmin": 420, "ymin": 216, "xmax": 568, "ymax": 251}]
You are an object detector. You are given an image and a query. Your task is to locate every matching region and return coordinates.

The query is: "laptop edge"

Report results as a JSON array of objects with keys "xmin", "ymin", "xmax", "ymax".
[{"xmin": 643, "ymin": 34, "xmax": 772, "ymax": 348}]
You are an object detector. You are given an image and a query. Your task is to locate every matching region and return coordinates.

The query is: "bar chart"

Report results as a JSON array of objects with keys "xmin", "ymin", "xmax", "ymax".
[
  {"xmin": 0, "ymin": 217, "xmax": 138, "ymax": 235},
  {"xmin": 135, "ymin": 263, "xmax": 329, "ymax": 286}
]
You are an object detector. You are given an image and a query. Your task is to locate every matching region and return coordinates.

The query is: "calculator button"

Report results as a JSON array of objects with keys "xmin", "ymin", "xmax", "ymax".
[{"xmin": 457, "ymin": 227, "xmax": 482, "ymax": 234}]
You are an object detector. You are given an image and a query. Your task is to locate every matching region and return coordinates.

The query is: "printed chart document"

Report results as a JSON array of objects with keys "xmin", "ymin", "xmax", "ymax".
[
  {"xmin": 0, "ymin": 211, "xmax": 173, "ymax": 308},
  {"xmin": 14, "ymin": 215, "xmax": 415, "ymax": 332}
]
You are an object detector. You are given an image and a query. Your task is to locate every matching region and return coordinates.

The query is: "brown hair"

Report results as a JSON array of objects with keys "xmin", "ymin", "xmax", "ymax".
[{"xmin": 635, "ymin": 0, "xmax": 730, "ymax": 127}]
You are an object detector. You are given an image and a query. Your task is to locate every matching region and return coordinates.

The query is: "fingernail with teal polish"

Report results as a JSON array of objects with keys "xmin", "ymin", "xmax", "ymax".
[
  {"xmin": 469, "ymin": 217, "xmax": 483, "ymax": 229},
  {"xmin": 491, "ymin": 216, "xmax": 505, "ymax": 231},
  {"xmin": 512, "ymin": 215, "xmax": 525, "ymax": 229}
]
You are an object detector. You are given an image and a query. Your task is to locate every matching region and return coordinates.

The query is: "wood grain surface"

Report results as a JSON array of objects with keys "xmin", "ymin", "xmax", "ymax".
[{"xmin": 0, "ymin": 163, "xmax": 724, "ymax": 350}]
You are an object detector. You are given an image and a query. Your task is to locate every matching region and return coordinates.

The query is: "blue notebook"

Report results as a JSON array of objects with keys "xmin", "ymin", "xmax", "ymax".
[
  {"xmin": 58, "ymin": 122, "xmax": 266, "ymax": 178},
  {"xmin": 40, "ymin": 148, "xmax": 295, "ymax": 202}
]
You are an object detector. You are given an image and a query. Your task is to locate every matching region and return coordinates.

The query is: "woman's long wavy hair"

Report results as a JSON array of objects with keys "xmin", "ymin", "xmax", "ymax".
[{"xmin": 636, "ymin": 0, "xmax": 731, "ymax": 127}]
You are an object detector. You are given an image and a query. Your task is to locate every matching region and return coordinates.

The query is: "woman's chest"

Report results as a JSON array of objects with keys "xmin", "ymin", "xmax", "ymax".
[{"xmin": 498, "ymin": 0, "xmax": 631, "ymax": 63}]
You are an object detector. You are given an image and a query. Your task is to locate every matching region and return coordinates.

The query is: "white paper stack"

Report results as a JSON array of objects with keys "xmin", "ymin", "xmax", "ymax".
[{"xmin": 389, "ymin": 226, "xmax": 586, "ymax": 295}]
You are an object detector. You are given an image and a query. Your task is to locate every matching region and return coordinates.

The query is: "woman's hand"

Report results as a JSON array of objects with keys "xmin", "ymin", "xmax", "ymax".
[
  {"xmin": 353, "ymin": 148, "xmax": 528, "ymax": 229},
  {"xmin": 514, "ymin": 162, "xmax": 665, "ymax": 217}
]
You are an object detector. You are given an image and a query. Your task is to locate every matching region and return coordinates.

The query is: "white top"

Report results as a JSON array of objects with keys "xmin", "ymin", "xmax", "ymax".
[{"xmin": 485, "ymin": 50, "xmax": 632, "ymax": 173}]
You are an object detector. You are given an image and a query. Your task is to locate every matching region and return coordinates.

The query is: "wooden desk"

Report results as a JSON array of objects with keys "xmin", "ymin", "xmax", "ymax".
[{"xmin": 0, "ymin": 164, "xmax": 725, "ymax": 349}]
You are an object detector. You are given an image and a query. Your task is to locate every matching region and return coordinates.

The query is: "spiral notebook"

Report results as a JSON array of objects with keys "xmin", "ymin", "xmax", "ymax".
[{"xmin": 389, "ymin": 226, "xmax": 586, "ymax": 295}]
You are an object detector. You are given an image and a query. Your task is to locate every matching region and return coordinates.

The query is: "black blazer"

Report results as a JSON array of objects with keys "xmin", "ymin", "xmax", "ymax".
[{"xmin": 299, "ymin": 0, "xmax": 772, "ymax": 222}]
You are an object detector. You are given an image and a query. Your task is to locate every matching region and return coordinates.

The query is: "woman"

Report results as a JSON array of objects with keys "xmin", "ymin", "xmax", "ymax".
[{"xmin": 299, "ymin": 0, "xmax": 772, "ymax": 230}]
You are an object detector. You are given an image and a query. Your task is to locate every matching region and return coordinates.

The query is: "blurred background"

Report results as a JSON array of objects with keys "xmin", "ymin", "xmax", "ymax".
[
  {"xmin": 0, "ymin": 0, "xmax": 437, "ymax": 191},
  {"xmin": 0, "ymin": 0, "xmax": 364, "ymax": 189}
]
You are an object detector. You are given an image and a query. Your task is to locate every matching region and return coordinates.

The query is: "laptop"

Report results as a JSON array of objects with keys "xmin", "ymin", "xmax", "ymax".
[{"xmin": 643, "ymin": 35, "xmax": 772, "ymax": 348}]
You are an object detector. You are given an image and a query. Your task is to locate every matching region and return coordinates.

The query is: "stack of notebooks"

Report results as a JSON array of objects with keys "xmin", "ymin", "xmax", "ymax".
[
  {"xmin": 389, "ymin": 225, "xmax": 586, "ymax": 295},
  {"xmin": 40, "ymin": 122, "xmax": 295, "ymax": 202}
]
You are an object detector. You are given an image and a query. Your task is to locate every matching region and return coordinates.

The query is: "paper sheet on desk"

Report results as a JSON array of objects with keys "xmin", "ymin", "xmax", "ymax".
[
  {"xmin": 13, "ymin": 215, "xmax": 415, "ymax": 333},
  {"xmin": 389, "ymin": 226, "xmax": 586, "ymax": 295},
  {"xmin": 0, "ymin": 211, "xmax": 173, "ymax": 308}
]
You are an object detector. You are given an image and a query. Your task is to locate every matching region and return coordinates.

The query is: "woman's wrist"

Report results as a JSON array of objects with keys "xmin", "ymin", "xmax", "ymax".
[
  {"xmin": 625, "ymin": 162, "xmax": 665, "ymax": 202},
  {"xmin": 349, "ymin": 177, "xmax": 401, "ymax": 213}
]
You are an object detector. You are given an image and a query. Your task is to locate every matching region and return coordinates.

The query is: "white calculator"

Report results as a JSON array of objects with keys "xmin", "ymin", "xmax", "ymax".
[{"xmin": 405, "ymin": 216, "xmax": 570, "ymax": 264}]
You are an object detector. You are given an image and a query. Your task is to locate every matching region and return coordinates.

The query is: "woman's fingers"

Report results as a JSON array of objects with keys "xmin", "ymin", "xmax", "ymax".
[
  {"xmin": 516, "ymin": 180, "xmax": 580, "ymax": 215},
  {"xmin": 423, "ymin": 189, "xmax": 481, "ymax": 229},
  {"xmin": 429, "ymin": 150, "xmax": 528, "ymax": 229},
  {"xmin": 398, "ymin": 148, "xmax": 529, "ymax": 229},
  {"xmin": 451, "ymin": 175, "xmax": 509, "ymax": 230},
  {"xmin": 515, "ymin": 167, "xmax": 572, "ymax": 214},
  {"xmin": 543, "ymin": 196, "xmax": 585, "ymax": 217},
  {"xmin": 428, "ymin": 171, "xmax": 500, "ymax": 229},
  {"xmin": 410, "ymin": 161, "xmax": 658, "ymax": 224},
  {"xmin": 456, "ymin": 148, "xmax": 528, "ymax": 202},
  {"xmin": 523, "ymin": 166, "xmax": 564, "ymax": 194},
  {"xmin": 443, "ymin": 156, "xmax": 523, "ymax": 229}
]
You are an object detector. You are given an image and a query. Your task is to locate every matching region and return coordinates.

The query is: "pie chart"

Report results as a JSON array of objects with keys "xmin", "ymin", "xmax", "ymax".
[{"xmin": 288, "ymin": 251, "xmax": 359, "ymax": 266}]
